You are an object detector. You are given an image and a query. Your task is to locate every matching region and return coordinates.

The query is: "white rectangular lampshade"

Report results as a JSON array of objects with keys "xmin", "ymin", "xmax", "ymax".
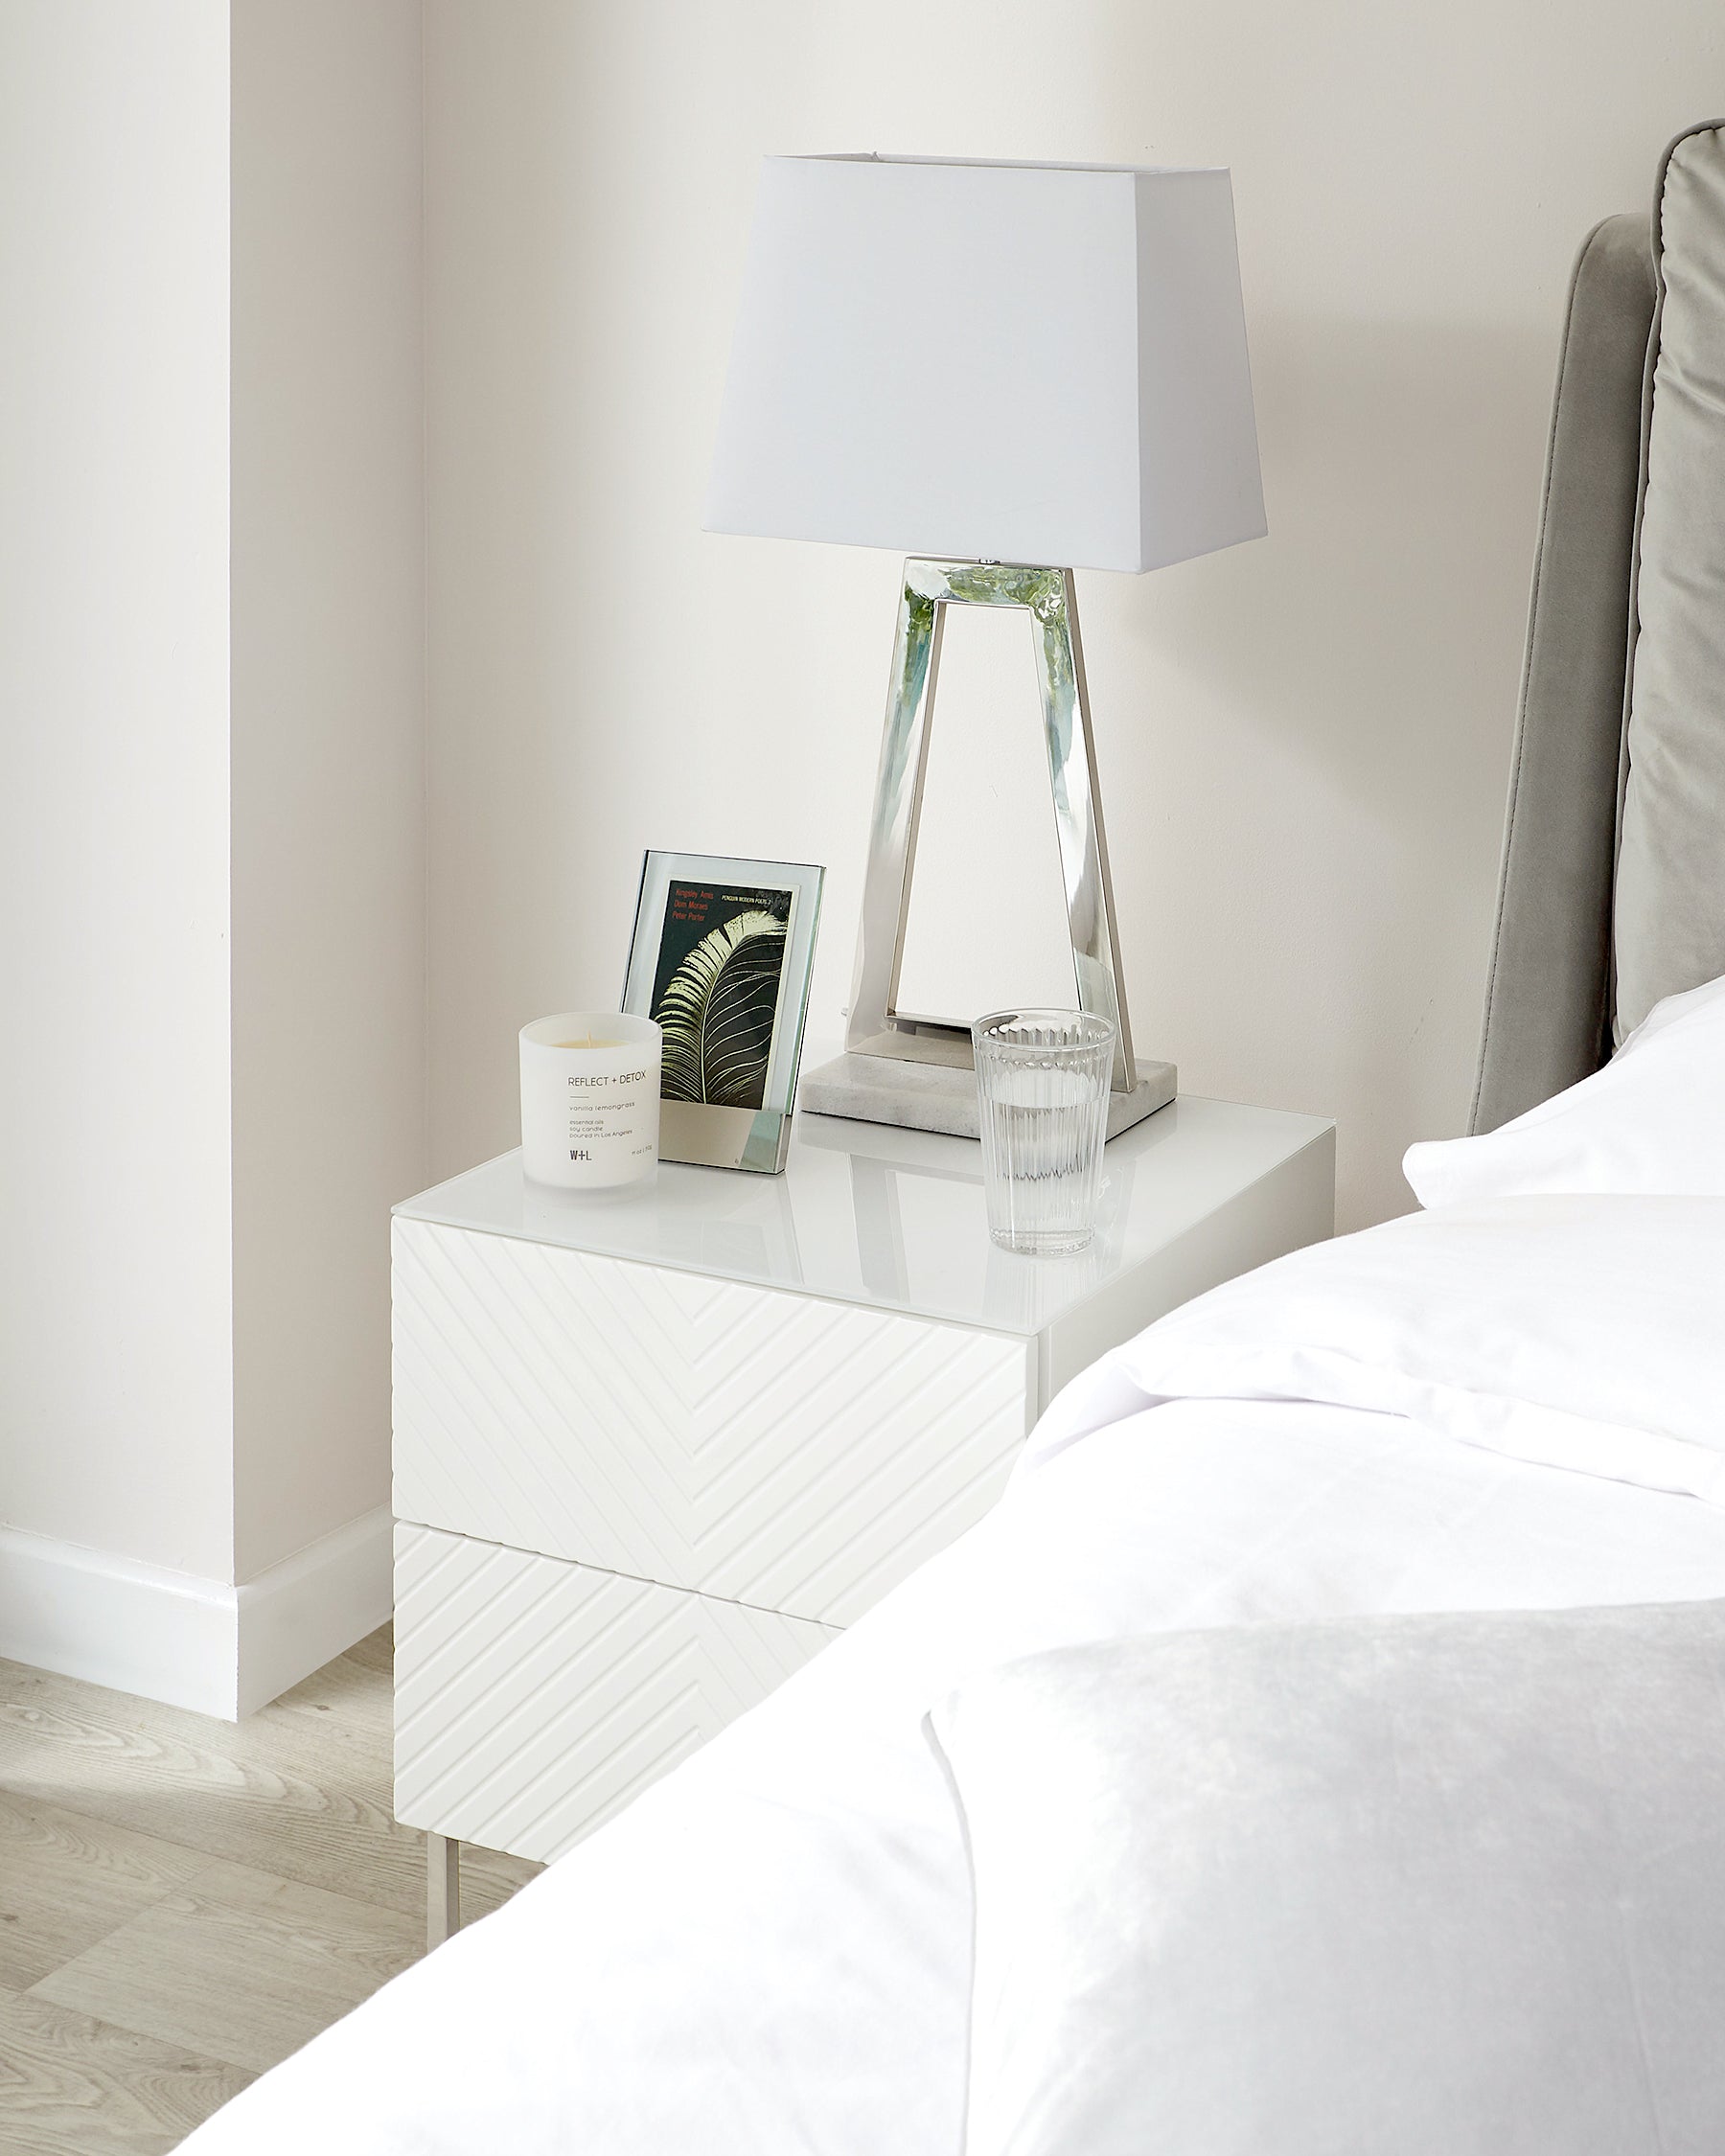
[{"xmin": 704, "ymin": 156, "xmax": 1266, "ymax": 575}]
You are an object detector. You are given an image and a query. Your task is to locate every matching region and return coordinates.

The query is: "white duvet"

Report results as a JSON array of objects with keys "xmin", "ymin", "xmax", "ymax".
[{"xmin": 184, "ymin": 1194, "xmax": 1725, "ymax": 2155}]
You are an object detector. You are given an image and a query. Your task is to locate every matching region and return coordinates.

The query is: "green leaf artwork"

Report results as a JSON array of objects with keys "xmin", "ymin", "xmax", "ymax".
[{"xmin": 654, "ymin": 905, "xmax": 788, "ymax": 1110}]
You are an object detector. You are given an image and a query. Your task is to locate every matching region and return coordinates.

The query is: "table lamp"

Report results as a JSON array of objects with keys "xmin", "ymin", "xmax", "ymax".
[{"xmin": 704, "ymin": 154, "xmax": 1265, "ymax": 1139}]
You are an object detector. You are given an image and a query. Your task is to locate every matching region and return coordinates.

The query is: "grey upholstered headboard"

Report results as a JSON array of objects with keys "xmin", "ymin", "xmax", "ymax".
[
  {"xmin": 1469, "ymin": 214, "xmax": 1656, "ymax": 1134},
  {"xmin": 1473, "ymin": 118, "xmax": 1725, "ymax": 1134}
]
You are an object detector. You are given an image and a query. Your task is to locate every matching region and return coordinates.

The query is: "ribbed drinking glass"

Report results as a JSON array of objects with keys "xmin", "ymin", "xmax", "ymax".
[{"xmin": 972, "ymin": 1010, "xmax": 1116, "ymax": 1255}]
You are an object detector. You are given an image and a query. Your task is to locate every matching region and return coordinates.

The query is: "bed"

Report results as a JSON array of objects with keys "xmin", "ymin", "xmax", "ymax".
[{"xmin": 182, "ymin": 122, "xmax": 1725, "ymax": 2155}]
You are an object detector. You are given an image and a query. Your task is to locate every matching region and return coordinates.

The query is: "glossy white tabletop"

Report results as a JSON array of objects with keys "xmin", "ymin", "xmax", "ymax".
[{"xmin": 397, "ymin": 1096, "xmax": 1333, "ymax": 1341}]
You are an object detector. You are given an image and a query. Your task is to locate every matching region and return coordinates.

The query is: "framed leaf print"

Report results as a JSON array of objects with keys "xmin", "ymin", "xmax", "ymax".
[{"xmin": 622, "ymin": 851, "xmax": 824, "ymax": 1174}]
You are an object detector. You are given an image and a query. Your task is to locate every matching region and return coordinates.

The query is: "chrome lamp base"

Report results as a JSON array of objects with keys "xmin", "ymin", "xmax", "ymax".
[
  {"xmin": 800, "ymin": 1050, "xmax": 1176, "ymax": 1143},
  {"xmin": 808, "ymin": 557, "xmax": 1173, "ymax": 1143}
]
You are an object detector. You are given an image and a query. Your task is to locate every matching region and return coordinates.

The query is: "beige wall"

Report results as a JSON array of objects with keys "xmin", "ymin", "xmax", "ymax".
[
  {"xmin": 0, "ymin": 0, "xmax": 236, "ymax": 1577},
  {"xmin": 423, "ymin": 0, "xmax": 1721, "ymax": 1228},
  {"xmin": 230, "ymin": 0, "xmax": 426, "ymax": 1579},
  {"xmin": 0, "ymin": 0, "xmax": 423, "ymax": 1709}
]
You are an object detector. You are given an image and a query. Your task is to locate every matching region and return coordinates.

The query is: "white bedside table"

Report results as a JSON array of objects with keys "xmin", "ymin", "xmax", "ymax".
[{"xmin": 392, "ymin": 1097, "xmax": 1333, "ymax": 1939}]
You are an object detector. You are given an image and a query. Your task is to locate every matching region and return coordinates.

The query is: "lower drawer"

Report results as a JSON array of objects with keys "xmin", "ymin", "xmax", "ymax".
[{"xmin": 394, "ymin": 1524, "xmax": 836, "ymax": 1864}]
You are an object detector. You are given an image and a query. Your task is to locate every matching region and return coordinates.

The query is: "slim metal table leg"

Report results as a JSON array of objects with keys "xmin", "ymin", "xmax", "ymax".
[{"xmin": 426, "ymin": 1832, "xmax": 461, "ymax": 1951}]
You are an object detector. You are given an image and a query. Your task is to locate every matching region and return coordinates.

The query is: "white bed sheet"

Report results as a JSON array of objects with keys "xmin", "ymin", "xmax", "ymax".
[{"xmin": 185, "ymin": 1391, "xmax": 1725, "ymax": 2156}]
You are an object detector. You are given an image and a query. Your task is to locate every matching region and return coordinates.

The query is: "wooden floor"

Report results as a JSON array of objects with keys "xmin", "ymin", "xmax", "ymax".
[{"xmin": 0, "ymin": 1628, "xmax": 540, "ymax": 2154}]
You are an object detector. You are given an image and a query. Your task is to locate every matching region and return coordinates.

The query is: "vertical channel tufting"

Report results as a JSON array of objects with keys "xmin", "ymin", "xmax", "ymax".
[{"xmin": 1614, "ymin": 121, "xmax": 1725, "ymax": 1037}]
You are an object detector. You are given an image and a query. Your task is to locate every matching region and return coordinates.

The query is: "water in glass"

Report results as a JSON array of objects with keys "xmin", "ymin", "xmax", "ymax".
[{"xmin": 972, "ymin": 1010, "xmax": 1116, "ymax": 1254}]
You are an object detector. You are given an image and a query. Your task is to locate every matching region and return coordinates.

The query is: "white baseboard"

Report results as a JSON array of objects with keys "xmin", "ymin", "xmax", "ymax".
[
  {"xmin": 237, "ymin": 1506, "xmax": 394, "ymax": 1717},
  {"xmin": 0, "ymin": 1507, "xmax": 393, "ymax": 1722},
  {"xmin": 0, "ymin": 1526, "xmax": 239, "ymax": 1717}
]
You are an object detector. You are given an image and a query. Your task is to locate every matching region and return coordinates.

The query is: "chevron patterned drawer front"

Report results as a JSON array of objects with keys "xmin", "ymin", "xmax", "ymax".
[
  {"xmin": 393, "ymin": 1218, "xmax": 1032, "ymax": 1627},
  {"xmin": 394, "ymin": 1523, "xmax": 836, "ymax": 1864}
]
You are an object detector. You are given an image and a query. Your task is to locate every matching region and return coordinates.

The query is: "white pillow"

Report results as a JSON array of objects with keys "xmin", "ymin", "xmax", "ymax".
[
  {"xmin": 1405, "ymin": 969, "xmax": 1725, "ymax": 1205},
  {"xmin": 1022, "ymin": 1194, "xmax": 1725, "ymax": 1504}
]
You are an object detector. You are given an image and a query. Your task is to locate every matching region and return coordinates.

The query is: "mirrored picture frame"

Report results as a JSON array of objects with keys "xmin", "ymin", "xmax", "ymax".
[{"xmin": 622, "ymin": 850, "xmax": 824, "ymax": 1175}]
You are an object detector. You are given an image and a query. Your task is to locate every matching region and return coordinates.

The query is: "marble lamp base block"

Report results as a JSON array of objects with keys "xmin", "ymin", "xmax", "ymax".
[{"xmin": 798, "ymin": 1052, "xmax": 1177, "ymax": 1142}]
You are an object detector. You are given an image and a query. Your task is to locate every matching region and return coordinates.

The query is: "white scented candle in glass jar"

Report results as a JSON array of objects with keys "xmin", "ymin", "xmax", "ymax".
[{"xmin": 519, "ymin": 1012, "xmax": 661, "ymax": 1190}]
